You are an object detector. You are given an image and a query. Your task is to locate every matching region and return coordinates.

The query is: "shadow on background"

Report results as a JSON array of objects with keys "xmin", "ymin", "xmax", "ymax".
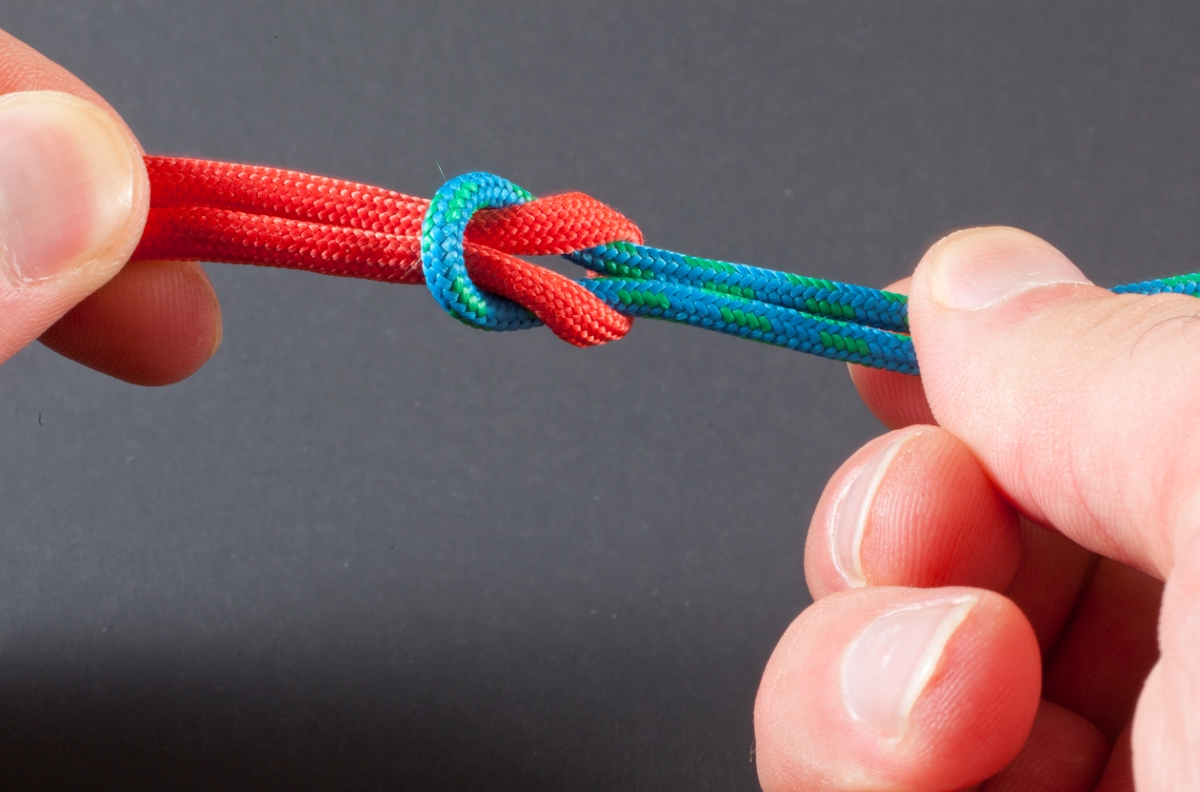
[
  {"xmin": 0, "ymin": 660, "xmax": 550, "ymax": 790},
  {"xmin": 0, "ymin": 659, "xmax": 601, "ymax": 790},
  {"xmin": 0, "ymin": 615, "xmax": 765, "ymax": 792}
]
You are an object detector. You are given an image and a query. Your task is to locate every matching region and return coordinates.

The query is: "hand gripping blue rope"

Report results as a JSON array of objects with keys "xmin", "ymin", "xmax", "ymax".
[{"xmin": 423, "ymin": 173, "xmax": 1200, "ymax": 376}]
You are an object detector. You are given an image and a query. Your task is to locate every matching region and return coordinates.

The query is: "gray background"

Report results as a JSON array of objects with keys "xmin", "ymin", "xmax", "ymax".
[{"xmin": 0, "ymin": 2, "xmax": 1196, "ymax": 790}]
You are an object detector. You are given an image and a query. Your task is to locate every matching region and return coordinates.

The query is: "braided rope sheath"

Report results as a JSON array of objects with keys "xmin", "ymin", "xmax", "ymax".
[
  {"xmin": 135, "ymin": 157, "xmax": 638, "ymax": 346},
  {"xmin": 133, "ymin": 157, "xmax": 1200, "ymax": 374},
  {"xmin": 421, "ymin": 173, "xmax": 540, "ymax": 330}
]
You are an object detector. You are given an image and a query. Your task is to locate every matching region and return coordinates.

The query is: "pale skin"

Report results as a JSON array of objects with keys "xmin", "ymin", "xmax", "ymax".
[
  {"xmin": 0, "ymin": 28, "xmax": 1193, "ymax": 792},
  {"xmin": 0, "ymin": 29, "xmax": 222, "ymax": 385},
  {"xmin": 756, "ymin": 228, "xmax": 1200, "ymax": 790}
]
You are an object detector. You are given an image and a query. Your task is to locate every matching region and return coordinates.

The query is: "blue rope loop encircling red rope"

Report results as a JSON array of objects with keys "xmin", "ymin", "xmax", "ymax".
[
  {"xmin": 140, "ymin": 157, "xmax": 1200, "ymax": 378},
  {"xmin": 421, "ymin": 172, "xmax": 539, "ymax": 331},
  {"xmin": 421, "ymin": 172, "xmax": 923, "ymax": 374}
]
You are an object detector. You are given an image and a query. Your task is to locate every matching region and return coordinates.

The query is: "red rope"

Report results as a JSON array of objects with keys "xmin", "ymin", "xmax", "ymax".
[{"xmin": 132, "ymin": 157, "xmax": 644, "ymax": 346}]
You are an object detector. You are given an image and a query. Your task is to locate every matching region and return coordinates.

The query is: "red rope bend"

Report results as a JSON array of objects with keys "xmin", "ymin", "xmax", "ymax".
[{"xmin": 133, "ymin": 157, "xmax": 644, "ymax": 346}]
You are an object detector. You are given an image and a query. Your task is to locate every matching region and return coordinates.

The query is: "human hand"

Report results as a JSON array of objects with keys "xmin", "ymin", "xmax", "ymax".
[
  {"xmin": 0, "ymin": 28, "xmax": 220, "ymax": 385},
  {"xmin": 754, "ymin": 226, "xmax": 1199, "ymax": 790}
]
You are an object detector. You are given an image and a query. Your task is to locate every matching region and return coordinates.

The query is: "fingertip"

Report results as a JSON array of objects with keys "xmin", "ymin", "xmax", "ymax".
[
  {"xmin": 846, "ymin": 277, "xmax": 936, "ymax": 429},
  {"xmin": 39, "ymin": 259, "xmax": 222, "ymax": 386},
  {"xmin": 805, "ymin": 427, "xmax": 1021, "ymax": 599},
  {"xmin": 848, "ymin": 363, "xmax": 936, "ymax": 429},
  {"xmin": 755, "ymin": 587, "xmax": 1040, "ymax": 792},
  {"xmin": 915, "ymin": 226, "xmax": 1091, "ymax": 314},
  {"xmin": 902, "ymin": 225, "xmax": 1200, "ymax": 576},
  {"xmin": 905, "ymin": 590, "xmax": 1042, "ymax": 776}
]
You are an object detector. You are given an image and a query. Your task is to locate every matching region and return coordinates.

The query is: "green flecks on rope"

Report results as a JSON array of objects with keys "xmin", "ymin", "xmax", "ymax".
[
  {"xmin": 418, "ymin": 171, "xmax": 1200, "ymax": 376},
  {"xmin": 704, "ymin": 281, "xmax": 757, "ymax": 300},
  {"xmin": 681, "ymin": 253, "xmax": 740, "ymax": 276},
  {"xmin": 616, "ymin": 288, "xmax": 671, "ymax": 311},
  {"xmin": 423, "ymin": 173, "xmax": 542, "ymax": 332},
  {"xmin": 819, "ymin": 331, "xmax": 871, "ymax": 357},
  {"xmin": 138, "ymin": 158, "xmax": 1200, "ymax": 376},
  {"xmin": 420, "ymin": 173, "xmax": 922, "ymax": 373}
]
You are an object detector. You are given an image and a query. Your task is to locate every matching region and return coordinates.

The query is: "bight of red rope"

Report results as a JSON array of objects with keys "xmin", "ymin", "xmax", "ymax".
[
  {"xmin": 133, "ymin": 156, "xmax": 640, "ymax": 348},
  {"xmin": 132, "ymin": 156, "xmax": 1200, "ymax": 375},
  {"xmin": 132, "ymin": 156, "xmax": 927, "ymax": 373}
]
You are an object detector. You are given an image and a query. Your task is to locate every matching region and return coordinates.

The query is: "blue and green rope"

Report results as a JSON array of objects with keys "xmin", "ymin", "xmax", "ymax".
[{"xmin": 423, "ymin": 172, "xmax": 1200, "ymax": 375}]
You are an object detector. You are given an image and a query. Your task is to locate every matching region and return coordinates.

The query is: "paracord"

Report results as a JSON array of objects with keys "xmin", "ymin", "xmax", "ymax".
[{"xmin": 135, "ymin": 157, "xmax": 1200, "ymax": 377}]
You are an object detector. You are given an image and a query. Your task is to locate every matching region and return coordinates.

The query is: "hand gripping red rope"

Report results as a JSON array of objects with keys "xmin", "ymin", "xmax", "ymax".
[{"xmin": 131, "ymin": 157, "xmax": 643, "ymax": 347}]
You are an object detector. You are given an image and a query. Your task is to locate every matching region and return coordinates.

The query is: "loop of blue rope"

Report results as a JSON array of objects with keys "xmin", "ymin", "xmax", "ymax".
[
  {"xmin": 422, "ymin": 172, "xmax": 1200, "ymax": 376},
  {"xmin": 421, "ymin": 172, "xmax": 540, "ymax": 331}
]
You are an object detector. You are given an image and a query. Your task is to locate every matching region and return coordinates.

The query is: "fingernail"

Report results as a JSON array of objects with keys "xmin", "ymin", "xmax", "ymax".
[
  {"xmin": 0, "ymin": 91, "xmax": 137, "ymax": 284},
  {"xmin": 831, "ymin": 429, "xmax": 924, "ymax": 586},
  {"xmin": 930, "ymin": 228, "xmax": 1090, "ymax": 310},
  {"xmin": 841, "ymin": 596, "xmax": 977, "ymax": 738}
]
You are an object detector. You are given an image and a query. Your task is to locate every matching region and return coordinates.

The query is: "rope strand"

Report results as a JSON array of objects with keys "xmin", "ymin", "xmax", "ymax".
[{"xmin": 133, "ymin": 157, "xmax": 1200, "ymax": 374}]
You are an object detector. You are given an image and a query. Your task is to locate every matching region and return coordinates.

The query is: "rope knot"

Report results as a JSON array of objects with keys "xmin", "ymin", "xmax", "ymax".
[
  {"xmin": 421, "ymin": 171, "xmax": 639, "ymax": 346},
  {"xmin": 135, "ymin": 156, "xmax": 928, "ymax": 373}
]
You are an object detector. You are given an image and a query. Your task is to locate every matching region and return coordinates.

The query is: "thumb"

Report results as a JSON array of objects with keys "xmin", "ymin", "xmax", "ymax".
[
  {"xmin": 910, "ymin": 226, "xmax": 1200, "ymax": 579},
  {"xmin": 0, "ymin": 90, "xmax": 147, "ymax": 363}
]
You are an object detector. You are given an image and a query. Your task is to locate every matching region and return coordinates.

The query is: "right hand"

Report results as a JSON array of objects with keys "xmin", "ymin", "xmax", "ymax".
[{"xmin": 755, "ymin": 227, "xmax": 1200, "ymax": 790}]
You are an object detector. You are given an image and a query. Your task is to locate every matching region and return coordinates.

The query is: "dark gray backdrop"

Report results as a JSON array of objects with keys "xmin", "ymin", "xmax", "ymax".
[{"xmin": 0, "ymin": 3, "xmax": 1196, "ymax": 790}]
